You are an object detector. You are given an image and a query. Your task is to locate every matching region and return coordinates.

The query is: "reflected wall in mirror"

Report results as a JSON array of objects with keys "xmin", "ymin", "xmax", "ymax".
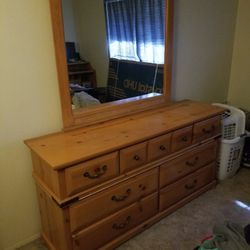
[
  {"xmin": 61, "ymin": 0, "xmax": 166, "ymax": 109},
  {"xmin": 49, "ymin": 0, "xmax": 173, "ymax": 129}
]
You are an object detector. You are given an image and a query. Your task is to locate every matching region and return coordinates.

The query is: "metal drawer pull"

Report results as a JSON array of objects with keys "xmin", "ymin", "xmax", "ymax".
[
  {"xmin": 111, "ymin": 189, "xmax": 131, "ymax": 202},
  {"xmin": 181, "ymin": 136, "xmax": 188, "ymax": 142},
  {"xmin": 186, "ymin": 156, "xmax": 199, "ymax": 167},
  {"xmin": 159, "ymin": 145, "xmax": 166, "ymax": 151},
  {"xmin": 134, "ymin": 155, "xmax": 140, "ymax": 161},
  {"xmin": 83, "ymin": 165, "xmax": 107, "ymax": 179},
  {"xmin": 185, "ymin": 179, "xmax": 197, "ymax": 190},
  {"xmin": 112, "ymin": 216, "xmax": 131, "ymax": 230},
  {"xmin": 139, "ymin": 184, "xmax": 146, "ymax": 191},
  {"xmin": 202, "ymin": 125, "xmax": 215, "ymax": 134}
]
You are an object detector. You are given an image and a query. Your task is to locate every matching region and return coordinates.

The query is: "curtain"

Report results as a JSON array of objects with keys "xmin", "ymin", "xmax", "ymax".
[{"xmin": 104, "ymin": 0, "xmax": 165, "ymax": 64}]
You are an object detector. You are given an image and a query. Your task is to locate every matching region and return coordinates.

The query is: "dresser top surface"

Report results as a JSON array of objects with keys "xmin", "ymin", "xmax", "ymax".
[{"xmin": 25, "ymin": 100, "xmax": 224, "ymax": 169}]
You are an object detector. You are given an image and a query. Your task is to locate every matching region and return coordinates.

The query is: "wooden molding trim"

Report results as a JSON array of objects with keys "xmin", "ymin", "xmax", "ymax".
[{"xmin": 49, "ymin": 0, "xmax": 74, "ymax": 128}]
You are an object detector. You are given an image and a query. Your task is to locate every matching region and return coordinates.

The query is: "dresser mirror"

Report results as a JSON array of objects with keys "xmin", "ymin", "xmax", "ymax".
[{"xmin": 49, "ymin": 0, "xmax": 173, "ymax": 129}]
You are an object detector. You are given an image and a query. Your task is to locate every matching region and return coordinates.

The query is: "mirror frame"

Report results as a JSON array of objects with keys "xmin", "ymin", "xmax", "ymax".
[{"xmin": 49, "ymin": 0, "xmax": 174, "ymax": 130}]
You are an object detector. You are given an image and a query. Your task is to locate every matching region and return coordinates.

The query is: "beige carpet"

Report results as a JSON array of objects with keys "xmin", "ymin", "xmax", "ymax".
[{"xmin": 18, "ymin": 168, "xmax": 250, "ymax": 250}]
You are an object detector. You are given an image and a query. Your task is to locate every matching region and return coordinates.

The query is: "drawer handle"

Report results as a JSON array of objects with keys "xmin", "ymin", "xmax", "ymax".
[
  {"xmin": 112, "ymin": 216, "xmax": 131, "ymax": 230},
  {"xmin": 111, "ymin": 189, "xmax": 131, "ymax": 202},
  {"xmin": 185, "ymin": 179, "xmax": 197, "ymax": 190},
  {"xmin": 160, "ymin": 145, "xmax": 166, "ymax": 151},
  {"xmin": 181, "ymin": 136, "xmax": 188, "ymax": 142},
  {"xmin": 186, "ymin": 156, "xmax": 199, "ymax": 167},
  {"xmin": 139, "ymin": 184, "xmax": 146, "ymax": 191},
  {"xmin": 202, "ymin": 125, "xmax": 215, "ymax": 134},
  {"xmin": 83, "ymin": 165, "xmax": 107, "ymax": 179},
  {"xmin": 134, "ymin": 155, "xmax": 140, "ymax": 161}
]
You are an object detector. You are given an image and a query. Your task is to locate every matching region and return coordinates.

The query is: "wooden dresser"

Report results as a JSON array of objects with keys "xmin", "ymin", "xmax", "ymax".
[{"xmin": 25, "ymin": 100, "xmax": 224, "ymax": 250}]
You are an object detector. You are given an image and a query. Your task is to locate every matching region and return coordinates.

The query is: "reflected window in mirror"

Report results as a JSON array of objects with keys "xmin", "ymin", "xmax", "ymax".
[
  {"xmin": 105, "ymin": 0, "xmax": 165, "ymax": 64},
  {"xmin": 61, "ymin": 0, "xmax": 166, "ymax": 109}
]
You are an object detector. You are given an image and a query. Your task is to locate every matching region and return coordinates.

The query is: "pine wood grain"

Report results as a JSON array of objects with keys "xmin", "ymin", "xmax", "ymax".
[{"xmin": 25, "ymin": 101, "xmax": 224, "ymax": 169}]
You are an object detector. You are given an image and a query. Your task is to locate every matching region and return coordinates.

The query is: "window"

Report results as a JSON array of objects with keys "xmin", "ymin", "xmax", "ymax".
[{"xmin": 104, "ymin": 0, "xmax": 165, "ymax": 64}]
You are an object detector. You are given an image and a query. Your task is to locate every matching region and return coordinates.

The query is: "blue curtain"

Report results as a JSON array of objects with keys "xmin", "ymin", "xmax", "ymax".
[{"xmin": 104, "ymin": 0, "xmax": 165, "ymax": 64}]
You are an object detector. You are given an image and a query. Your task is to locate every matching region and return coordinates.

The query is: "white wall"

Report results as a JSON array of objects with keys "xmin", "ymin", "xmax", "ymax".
[
  {"xmin": 228, "ymin": 0, "xmax": 250, "ymax": 110},
  {"xmin": 0, "ymin": 1, "xmax": 62, "ymax": 249},
  {"xmin": 72, "ymin": 0, "xmax": 109, "ymax": 86},
  {"xmin": 62, "ymin": 0, "xmax": 78, "ymax": 43},
  {"xmin": 0, "ymin": 0, "xmax": 239, "ymax": 249},
  {"xmin": 172, "ymin": 0, "xmax": 238, "ymax": 103}
]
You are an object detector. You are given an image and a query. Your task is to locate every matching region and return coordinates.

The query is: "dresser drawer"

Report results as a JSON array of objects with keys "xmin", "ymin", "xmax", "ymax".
[
  {"xmin": 120, "ymin": 142, "xmax": 147, "ymax": 173},
  {"xmin": 65, "ymin": 152, "xmax": 119, "ymax": 196},
  {"xmin": 148, "ymin": 133, "xmax": 171, "ymax": 161},
  {"xmin": 171, "ymin": 126, "xmax": 192, "ymax": 152},
  {"xmin": 159, "ymin": 163, "xmax": 215, "ymax": 211},
  {"xmin": 69, "ymin": 169, "xmax": 158, "ymax": 232},
  {"xmin": 72, "ymin": 193, "xmax": 158, "ymax": 250},
  {"xmin": 193, "ymin": 116, "xmax": 221, "ymax": 143},
  {"xmin": 160, "ymin": 141, "xmax": 217, "ymax": 188}
]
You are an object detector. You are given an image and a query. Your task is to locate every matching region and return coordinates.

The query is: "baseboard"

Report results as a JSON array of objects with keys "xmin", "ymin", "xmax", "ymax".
[{"xmin": 3, "ymin": 233, "xmax": 40, "ymax": 250}]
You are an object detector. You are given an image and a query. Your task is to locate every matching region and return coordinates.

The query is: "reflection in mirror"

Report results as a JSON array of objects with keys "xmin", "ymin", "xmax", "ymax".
[{"xmin": 62, "ymin": 0, "xmax": 165, "ymax": 110}]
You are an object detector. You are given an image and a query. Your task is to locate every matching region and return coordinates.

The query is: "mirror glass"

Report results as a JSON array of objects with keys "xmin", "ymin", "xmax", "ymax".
[{"xmin": 61, "ymin": 0, "xmax": 165, "ymax": 110}]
